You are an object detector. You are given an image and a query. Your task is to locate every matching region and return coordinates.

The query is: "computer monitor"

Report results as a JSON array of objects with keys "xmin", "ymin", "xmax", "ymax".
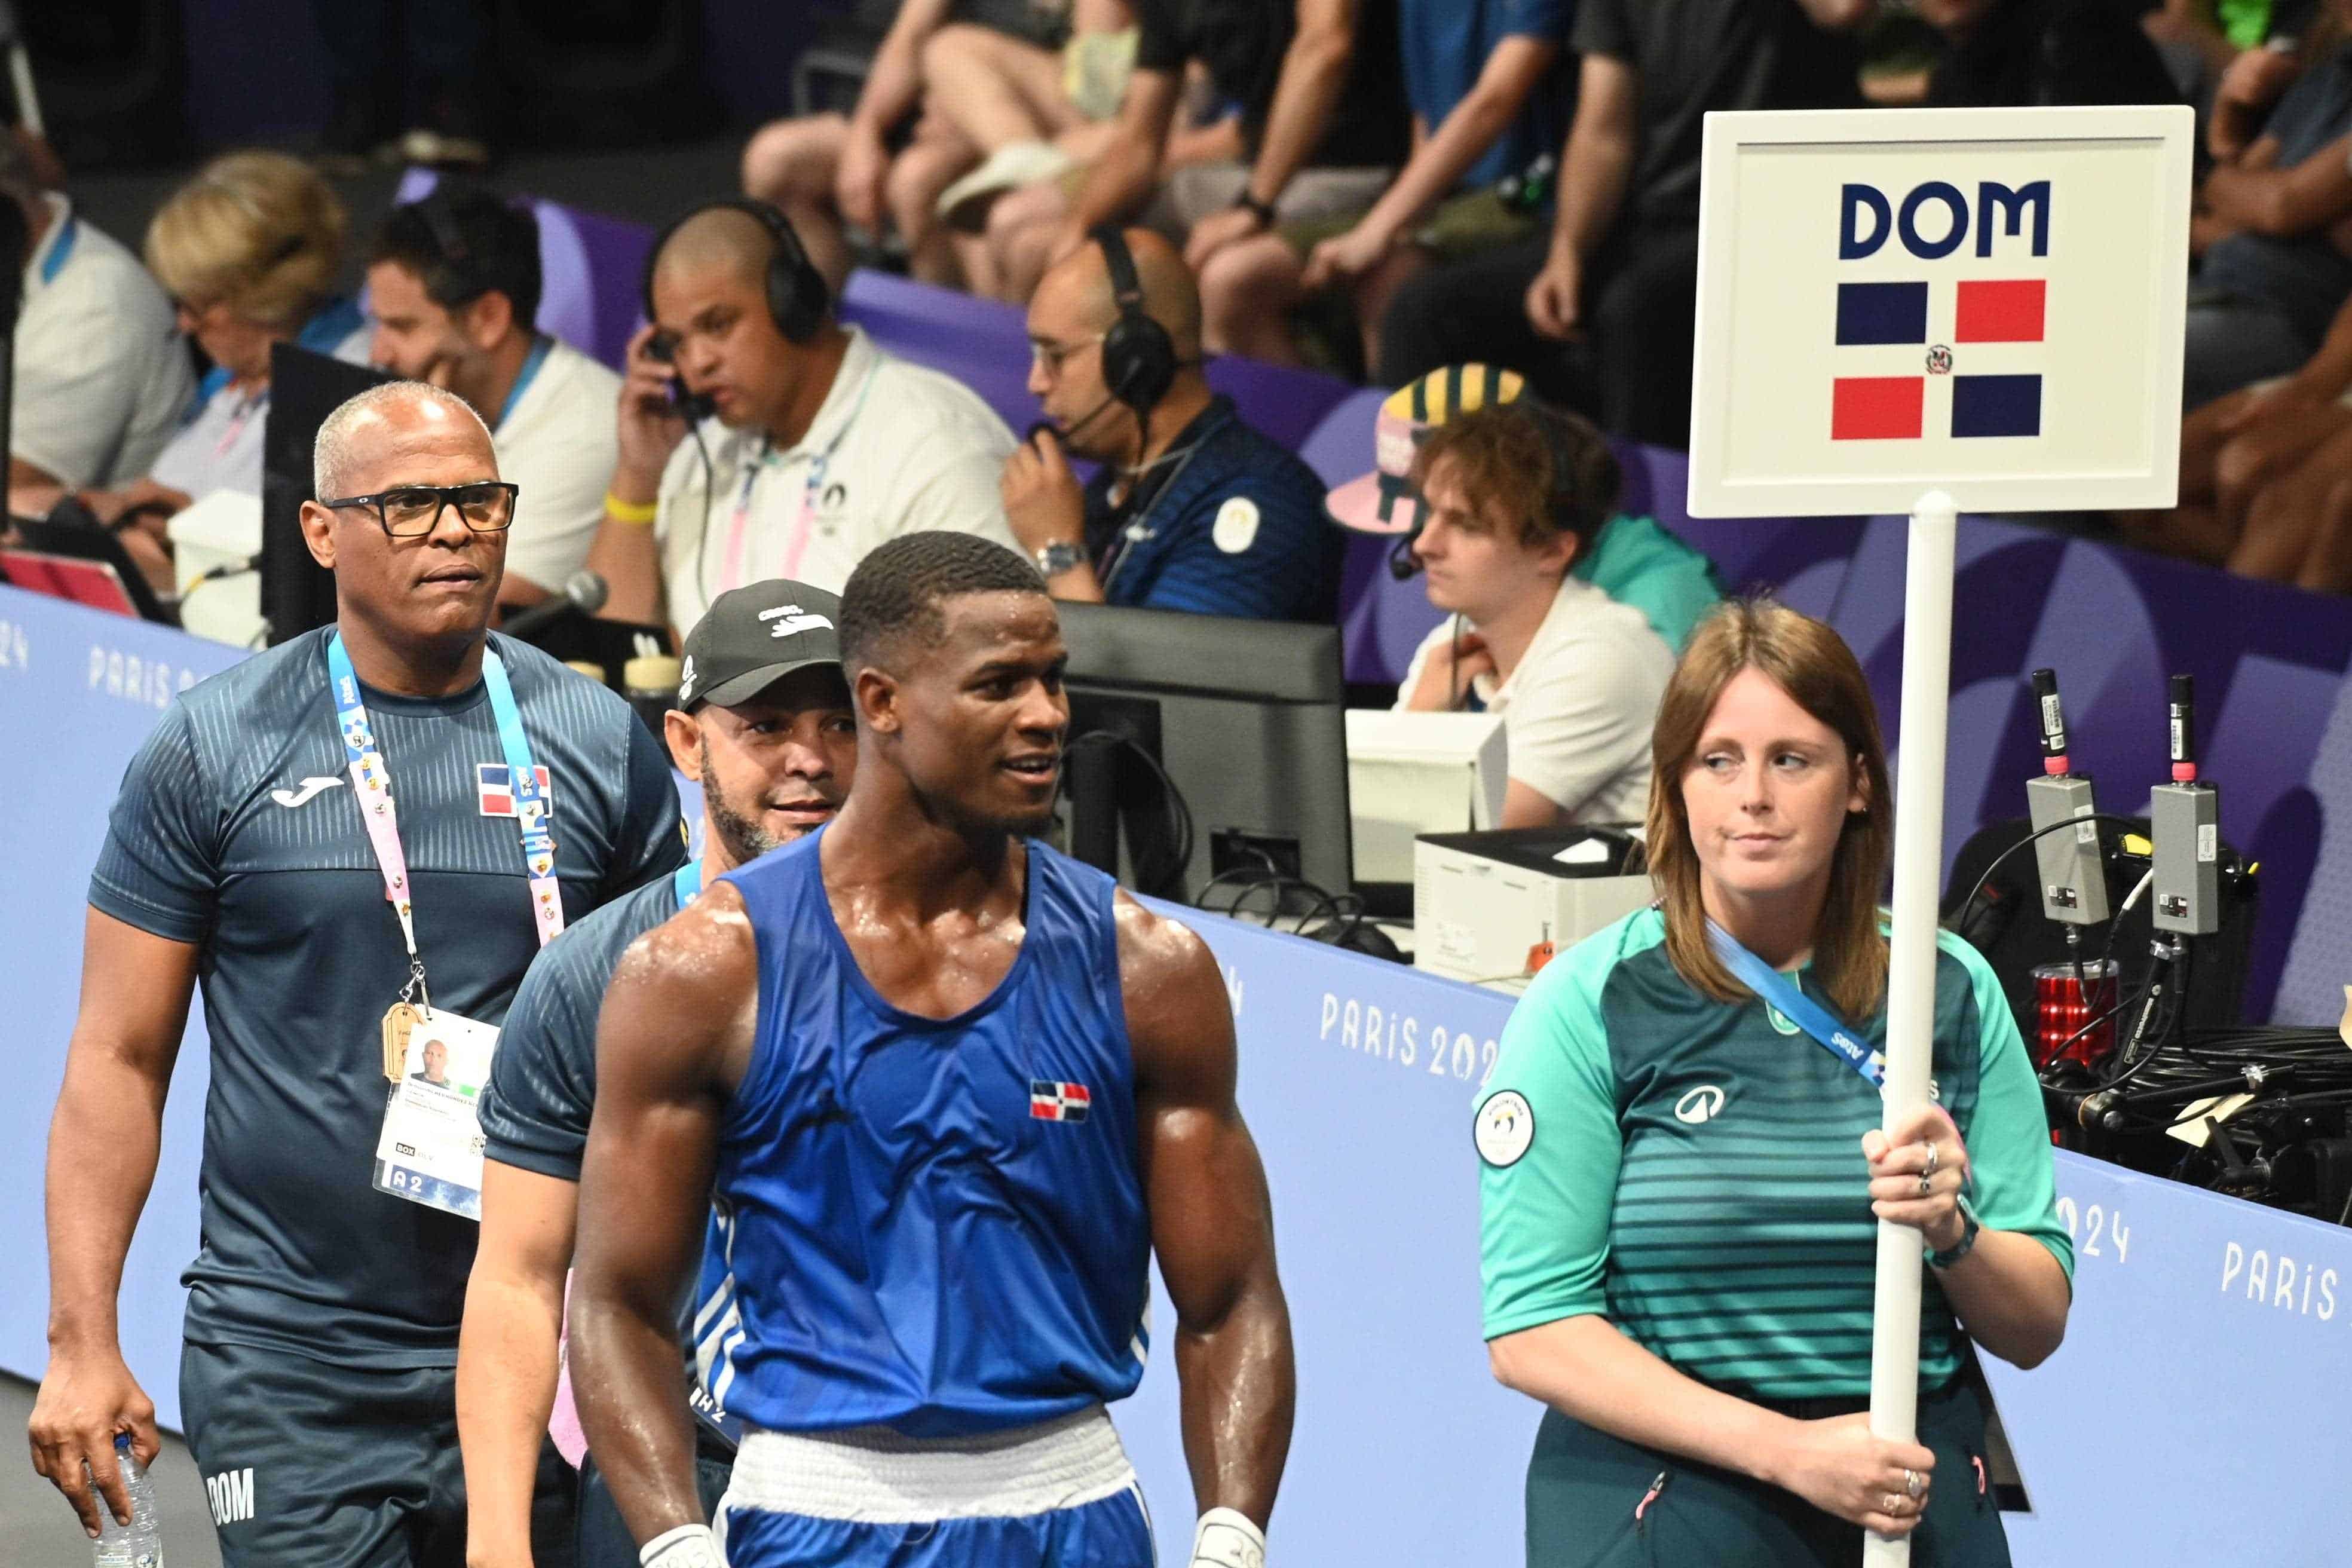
[
  {"xmin": 262, "ymin": 344, "xmax": 394, "ymax": 645},
  {"xmin": 1344, "ymin": 709, "xmax": 1509, "ymax": 889},
  {"xmin": 1054, "ymin": 602, "xmax": 1352, "ymax": 901}
]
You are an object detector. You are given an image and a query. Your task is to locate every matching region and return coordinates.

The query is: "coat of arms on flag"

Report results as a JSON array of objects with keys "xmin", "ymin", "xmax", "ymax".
[
  {"xmin": 1030, "ymin": 1080, "xmax": 1092, "ymax": 1122},
  {"xmin": 1831, "ymin": 278, "xmax": 2045, "ymax": 441},
  {"xmin": 477, "ymin": 764, "xmax": 553, "ymax": 817}
]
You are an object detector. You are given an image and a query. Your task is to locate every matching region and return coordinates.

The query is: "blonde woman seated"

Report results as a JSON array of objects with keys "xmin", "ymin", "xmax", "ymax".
[
  {"xmin": 87, "ymin": 151, "xmax": 369, "ymax": 590},
  {"xmin": 1477, "ymin": 599, "xmax": 2072, "ymax": 1567}
]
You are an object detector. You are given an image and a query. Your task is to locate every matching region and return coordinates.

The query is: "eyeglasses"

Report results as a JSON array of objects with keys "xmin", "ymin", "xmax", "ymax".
[
  {"xmin": 318, "ymin": 482, "xmax": 519, "ymax": 538},
  {"xmin": 1029, "ymin": 332, "xmax": 1107, "ymax": 375}
]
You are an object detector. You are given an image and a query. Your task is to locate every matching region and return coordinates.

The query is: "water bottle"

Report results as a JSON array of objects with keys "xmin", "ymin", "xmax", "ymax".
[{"xmin": 91, "ymin": 1434, "xmax": 163, "ymax": 1567}]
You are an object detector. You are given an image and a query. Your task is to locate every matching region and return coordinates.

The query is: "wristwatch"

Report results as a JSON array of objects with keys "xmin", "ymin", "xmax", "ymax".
[
  {"xmin": 1034, "ymin": 540, "xmax": 1086, "ymax": 577},
  {"xmin": 1926, "ymin": 1196, "xmax": 1981, "ymax": 1269},
  {"xmin": 1231, "ymin": 189, "xmax": 1277, "ymax": 229}
]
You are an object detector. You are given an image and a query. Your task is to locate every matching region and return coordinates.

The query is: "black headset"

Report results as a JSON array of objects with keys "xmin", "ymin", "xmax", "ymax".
[
  {"xmin": 642, "ymin": 198, "xmax": 830, "ymax": 345},
  {"xmin": 1090, "ymin": 225, "xmax": 1177, "ymax": 415}
]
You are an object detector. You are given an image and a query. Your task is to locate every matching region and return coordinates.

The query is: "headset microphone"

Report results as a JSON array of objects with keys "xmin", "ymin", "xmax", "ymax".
[{"xmin": 1028, "ymin": 391, "xmax": 1123, "ymax": 449}]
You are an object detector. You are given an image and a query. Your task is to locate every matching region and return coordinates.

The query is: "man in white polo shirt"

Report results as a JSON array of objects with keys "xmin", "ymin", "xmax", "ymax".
[
  {"xmin": 589, "ymin": 200, "xmax": 1017, "ymax": 630},
  {"xmin": 365, "ymin": 189, "xmax": 623, "ymax": 612},
  {"xmin": 4, "ymin": 139, "xmax": 194, "ymax": 510}
]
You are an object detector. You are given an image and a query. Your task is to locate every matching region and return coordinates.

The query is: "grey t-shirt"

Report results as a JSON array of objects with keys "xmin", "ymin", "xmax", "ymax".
[
  {"xmin": 88, "ymin": 628, "xmax": 687, "ymax": 1366},
  {"xmin": 2197, "ymin": 47, "xmax": 2352, "ymax": 347}
]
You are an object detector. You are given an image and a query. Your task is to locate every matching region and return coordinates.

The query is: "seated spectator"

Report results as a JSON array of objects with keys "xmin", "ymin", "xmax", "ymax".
[
  {"xmin": 1196, "ymin": 0, "xmax": 1575, "ymax": 376},
  {"xmin": 4, "ymin": 135, "xmax": 194, "ymax": 516},
  {"xmin": 1383, "ymin": 398, "xmax": 1679, "ymax": 828},
  {"xmin": 927, "ymin": 0, "xmax": 1138, "ymax": 239},
  {"xmin": 2183, "ymin": 20, "xmax": 2352, "ymax": 410},
  {"xmin": 1329, "ymin": 365, "xmax": 1722, "ymax": 654},
  {"xmin": 590, "ymin": 201, "xmax": 1019, "ymax": 632},
  {"xmin": 981, "ymin": 0, "xmax": 1410, "ymax": 306},
  {"xmin": 1377, "ymin": 0, "xmax": 1869, "ymax": 450},
  {"xmin": 365, "ymin": 189, "xmax": 623, "ymax": 612},
  {"xmin": 90, "ymin": 151, "xmax": 368, "ymax": 590},
  {"xmin": 1919, "ymin": 0, "xmax": 2182, "ymax": 107},
  {"xmin": 740, "ymin": 0, "xmax": 1124, "ymax": 291},
  {"xmin": 1003, "ymin": 226, "xmax": 1341, "ymax": 618}
]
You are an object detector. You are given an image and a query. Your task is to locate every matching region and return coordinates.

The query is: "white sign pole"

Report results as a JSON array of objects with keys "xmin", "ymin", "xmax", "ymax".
[{"xmin": 1861, "ymin": 489, "xmax": 1956, "ymax": 1567}]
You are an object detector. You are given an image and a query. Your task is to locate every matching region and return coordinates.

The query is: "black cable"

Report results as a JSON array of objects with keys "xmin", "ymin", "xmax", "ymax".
[
  {"xmin": 687, "ymin": 423, "xmax": 716, "ymax": 605},
  {"xmin": 1061, "ymin": 730, "xmax": 1194, "ymax": 898},
  {"xmin": 1946, "ymin": 811, "xmax": 2143, "ymax": 936}
]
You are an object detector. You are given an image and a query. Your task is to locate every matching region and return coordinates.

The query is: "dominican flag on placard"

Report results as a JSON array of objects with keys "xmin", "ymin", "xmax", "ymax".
[
  {"xmin": 1830, "ymin": 278, "xmax": 2044, "ymax": 441},
  {"xmin": 1030, "ymin": 1080, "xmax": 1092, "ymax": 1122},
  {"xmin": 476, "ymin": 763, "xmax": 553, "ymax": 817}
]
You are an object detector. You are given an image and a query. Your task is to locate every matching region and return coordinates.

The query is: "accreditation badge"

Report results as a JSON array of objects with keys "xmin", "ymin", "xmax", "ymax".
[{"xmin": 371, "ymin": 1010, "xmax": 501, "ymax": 1220}]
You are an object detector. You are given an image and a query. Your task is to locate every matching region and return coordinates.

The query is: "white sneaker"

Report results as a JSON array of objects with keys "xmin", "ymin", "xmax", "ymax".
[{"xmin": 935, "ymin": 141, "xmax": 1077, "ymax": 234}]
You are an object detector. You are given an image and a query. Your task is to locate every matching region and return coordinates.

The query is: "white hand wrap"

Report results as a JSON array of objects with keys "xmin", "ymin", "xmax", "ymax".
[
  {"xmin": 639, "ymin": 1522, "xmax": 727, "ymax": 1568},
  {"xmin": 1190, "ymin": 1506, "xmax": 1266, "ymax": 1568}
]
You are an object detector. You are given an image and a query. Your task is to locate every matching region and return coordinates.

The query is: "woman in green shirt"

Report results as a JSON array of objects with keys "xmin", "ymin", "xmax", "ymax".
[{"xmin": 1476, "ymin": 600, "xmax": 2072, "ymax": 1566}]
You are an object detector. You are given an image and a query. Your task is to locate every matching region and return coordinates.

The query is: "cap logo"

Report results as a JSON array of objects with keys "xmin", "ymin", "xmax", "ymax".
[
  {"xmin": 758, "ymin": 604, "xmax": 834, "ymax": 638},
  {"xmin": 678, "ymin": 654, "xmax": 697, "ymax": 700}
]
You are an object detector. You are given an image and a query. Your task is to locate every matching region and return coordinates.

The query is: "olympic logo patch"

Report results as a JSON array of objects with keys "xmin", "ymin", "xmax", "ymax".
[{"xmin": 1475, "ymin": 1090, "xmax": 1534, "ymax": 1168}]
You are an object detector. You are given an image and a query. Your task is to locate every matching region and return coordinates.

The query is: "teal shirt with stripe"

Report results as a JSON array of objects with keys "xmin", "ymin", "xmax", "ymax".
[
  {"xmin": 1570, "ymin": 513, "xmax": 1723, "ymax": 654},
  {"xmin": 1478, "ymin": 908, "xmax": 2072, "ymax": 1401}
]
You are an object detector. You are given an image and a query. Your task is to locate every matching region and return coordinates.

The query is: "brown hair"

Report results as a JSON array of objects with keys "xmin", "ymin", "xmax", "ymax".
[
  {"xmin": 1645, "ymin": 598, "xmax": 1894, "ymax": 1021},
  {"xmin": 1408, "ymin": 401, "xmax": 1621, "ymax": 556},
  {"xmin": 146, "ymin": 151, "xmax": 346, "ymax": 332}
]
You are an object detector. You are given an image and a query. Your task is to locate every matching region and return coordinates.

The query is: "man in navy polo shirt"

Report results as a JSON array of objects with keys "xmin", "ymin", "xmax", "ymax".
[{"xmin": 1002, "ymin": 226, "xmax": 1342, "ymax": 621}]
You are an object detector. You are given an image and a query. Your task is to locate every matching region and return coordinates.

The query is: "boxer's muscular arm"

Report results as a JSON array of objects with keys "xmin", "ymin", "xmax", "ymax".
[
  {"xmin": 1119, "ymin": 893, "xmax": 1296, "ymax": 1528},
  {"xmin": 568, "ymin": 886, "xmax": 757, "ymax": 1549}
]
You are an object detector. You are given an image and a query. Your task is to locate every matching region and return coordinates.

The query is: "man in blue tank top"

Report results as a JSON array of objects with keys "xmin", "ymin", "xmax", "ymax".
[
  {"xmin": 460, "ymin": 580, "xmax": 856, "ymax": 1568},
  {"xmin": 569, "ymin": 531, "xmax": 1296, "ymax": 1568},
  {"xmin": 31, "ymin": 382, "xmax": 688, "ymax": 1564}
]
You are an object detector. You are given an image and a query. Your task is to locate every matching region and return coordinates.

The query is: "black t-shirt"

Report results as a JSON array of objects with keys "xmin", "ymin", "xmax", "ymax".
[
  {"xmin": 1927, "ymin": 0, "xmax": 2182, "ymax": 109},
  {"xmin": 1135, "ymin": 0, "xmax": 1408, "ymax": 169},
  {"xmin": 1572, "ymin": 0, "xmax": 1863, "ymax": 225},
  {"xmin": 88, "ymin": 629, "xmax": 687, "ymax": 1365},
  {"xmin": 953, "ymin": 0, "xmax": 1072, "ymax": 50}
]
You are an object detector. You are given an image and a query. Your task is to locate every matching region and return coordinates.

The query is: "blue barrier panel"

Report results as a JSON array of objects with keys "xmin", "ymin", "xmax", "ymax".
[{"xmin": 4, "ymin": 585, "xmax": 2348, "ymax": 1566}]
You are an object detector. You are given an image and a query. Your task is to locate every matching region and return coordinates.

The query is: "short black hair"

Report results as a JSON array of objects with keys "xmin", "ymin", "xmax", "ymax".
[
  {"xmin": 839, "ymin": 532, "xmax": 1047, "ymax": 672},
  {"xmin": 369, "ymin": 188, "xmax": 543, "ymax": 328}
]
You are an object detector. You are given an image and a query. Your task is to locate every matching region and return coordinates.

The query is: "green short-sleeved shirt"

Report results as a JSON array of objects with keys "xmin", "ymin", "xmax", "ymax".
[
  {"xmin": 1477, "ymin": 908, "xmax": 2072, "ymax": 1401},
  {"xmin": 1570, "ymin": 514, "xmax": 1723, "ymax": 654}
]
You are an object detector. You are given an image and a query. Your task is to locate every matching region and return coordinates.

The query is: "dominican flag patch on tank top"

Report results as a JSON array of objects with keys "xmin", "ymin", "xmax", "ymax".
[{"xmin": 1030, "ymin": 1080, "xmax": 1092, "ymax": 1122}]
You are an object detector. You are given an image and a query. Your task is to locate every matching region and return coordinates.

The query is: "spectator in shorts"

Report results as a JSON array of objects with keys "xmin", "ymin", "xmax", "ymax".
[
  {"xmin": 980, "ymin": 0, "xmax": 1410, "ymax": 305},
  {"xmin": 91, "ymin": 151, "xmax": 372, "ymax": 592},
  {"xmin": 2183, "ymin": 11, "xmax": 2352, "ymax": 411},
  {"xmin": 366, "ymin": 189, "xmax": 624, "ymax": 614},
  {"xmin": 1378, "ymin": 395, "xmax": 1680, "ymax": 829},
  {"xmin": 739, "ymin": 0, "xmax": 1126, "ymax": 292},
  {"xmin": 3, "ymin": 134, "xmax": 193, "ymax": 517},
  {"xmin": 1195, "ymin": 0, "xmax": 1576, "ymax": 376},
  {"xmin": 1376, "ymin": 0, "xmax": 1869, "ymax": 450}
]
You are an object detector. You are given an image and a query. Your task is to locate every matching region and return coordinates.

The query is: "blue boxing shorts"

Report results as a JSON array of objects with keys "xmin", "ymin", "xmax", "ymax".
[{"xmin": 715, "ymin": 1406, "xmax": 1154, "ymax": 1567}]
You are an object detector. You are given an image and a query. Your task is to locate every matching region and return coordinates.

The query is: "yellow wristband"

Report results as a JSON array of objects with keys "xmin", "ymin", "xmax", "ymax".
[{"xmin": 605, "ymin": 492, "xmax": 659, "ymax": 525}]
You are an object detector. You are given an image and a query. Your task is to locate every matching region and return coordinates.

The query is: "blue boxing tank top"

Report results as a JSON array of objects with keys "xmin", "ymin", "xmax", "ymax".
[{"xmin": 697, "ymin": 829, "xmax": 1151, "ymax": 1439}]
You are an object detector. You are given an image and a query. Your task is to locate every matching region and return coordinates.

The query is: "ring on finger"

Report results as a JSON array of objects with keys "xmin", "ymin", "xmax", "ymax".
[
  {"xmin": 1922, "ymin": 1143, "xmax": 1940, "ymax": 1177},
  {"xmin": 1881, "ymin": 1492, "xmax": 1906, "ymax": 1515},
  {"xmin": 1918, "ymin": 1170, "xmax": 1934, "ymax": 1196},
  {"xmin": 1904, "ymin": 1468, "xmax": 1925, "ymax": 1500}
]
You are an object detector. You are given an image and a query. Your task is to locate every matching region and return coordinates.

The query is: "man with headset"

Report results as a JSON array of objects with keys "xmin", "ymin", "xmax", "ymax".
[
  {"xmin": 587, "ymin": 200, "xmax": 1019, "ymax": 630},
  {"xmin": 366, "ymin": 189, "xmax": 624, "ymax": 615},
  {"xmin": 1006, "ymin": 226, "xmax": 1340, "ymax": 619}
]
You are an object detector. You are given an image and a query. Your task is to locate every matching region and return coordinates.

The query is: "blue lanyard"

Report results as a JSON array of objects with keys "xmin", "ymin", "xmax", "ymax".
[
  {"xmin": 1705, "ymin": 920, "xmax": 1886, "ymax": 1089},
  {"xmin": 39, "ymin": 214, "xmax": 76, "ymax": 286},
  {"xmin": 673, "ymin": 859, "xmax": 703, "ymax": 906},
  {"xmin": 327, "ymin": 633, "xmax": 565, "ymax": 964},
  {"xmin": 496, "ymin": 335, "xmax": 554, "ymax": 428}
]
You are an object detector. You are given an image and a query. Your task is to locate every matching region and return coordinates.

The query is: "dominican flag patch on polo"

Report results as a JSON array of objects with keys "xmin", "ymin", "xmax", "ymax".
[
  {"xmin": 476, "ymin": 763, "xmax": 553, "ymax": 817},
  {"xmin": 1030, "ymin": 1080, "xmax": 1092, "ymax": 1122},
  {"xmin": 1830, "ymin": 278, "xmax": 2044, "ymax": 441}
]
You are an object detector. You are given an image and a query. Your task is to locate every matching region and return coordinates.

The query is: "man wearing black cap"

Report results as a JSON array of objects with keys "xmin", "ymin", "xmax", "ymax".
[{"xmin": 457, "ymin": 580, "xmax": 856, "ymax": 1568}]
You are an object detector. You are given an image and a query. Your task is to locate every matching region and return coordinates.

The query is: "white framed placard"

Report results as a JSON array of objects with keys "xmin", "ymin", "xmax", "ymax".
[{"xmin": 1686, "ymin": 105, "xmax": 2194, "ymax": 517}]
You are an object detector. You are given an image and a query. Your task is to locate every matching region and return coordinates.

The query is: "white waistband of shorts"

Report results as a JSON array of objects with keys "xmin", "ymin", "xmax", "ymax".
[{"xmin": 724, "ymin": 1405, "xmax": 1138, "ymax": 1523}]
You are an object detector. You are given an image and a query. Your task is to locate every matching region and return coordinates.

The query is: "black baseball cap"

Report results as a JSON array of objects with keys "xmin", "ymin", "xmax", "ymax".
[{"xmin": 676, "ymin": 580, "xmax": 844, "ymax": 712}]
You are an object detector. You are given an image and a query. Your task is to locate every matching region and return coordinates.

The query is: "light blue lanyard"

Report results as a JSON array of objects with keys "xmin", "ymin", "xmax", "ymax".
[
  {"xmin": 672, "ymin": 859, "xmax": 703, "ymax": 906},
  {"xmin": 327, "ymin": 633, "xmax": 564, "ymax": 967},
  {"xmin": 1705, "ymin": 920, "xmax": 1886, "ymax": 1089},
  {"xmin": 39, "ymin": 214, "xmax": 76, "ymax": 286},
  {"xmin": 496, "ymin": 335, "xmax": 554, "ymax": 428}
]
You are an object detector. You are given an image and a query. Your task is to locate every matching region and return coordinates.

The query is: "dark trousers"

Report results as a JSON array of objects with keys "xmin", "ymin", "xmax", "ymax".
[
  {"xmin": 1523, "ymin": 1378, "xmax": 2011, "ymax": 1568},
  {"xmin": 572, "ymin": 1429, "xmax": 735, "ymax": 1568},
  {"xmin": 180, "ymin": 1339, "xmax": 577, "ymax": 1568},
  {"xmin": 1377, "ymin": 223, "xmax": 1702, "ymax": 451}
]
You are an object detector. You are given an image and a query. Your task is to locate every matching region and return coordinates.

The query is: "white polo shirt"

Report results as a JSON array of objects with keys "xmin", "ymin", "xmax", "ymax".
[
  {"xmin": 493, "ymin": 336, "xmax": 623, "ymax": 594},
  {"xmin": 1395, "ymin": 574, "xmax": 1676, "ymax": 825},
  {"xmin": 12, "ymin": 195, "xmax": 196, "ymax": 489},
  {"xmin": 653, "ymin": 326, "xmax": 1018, "ymax": 628}
]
